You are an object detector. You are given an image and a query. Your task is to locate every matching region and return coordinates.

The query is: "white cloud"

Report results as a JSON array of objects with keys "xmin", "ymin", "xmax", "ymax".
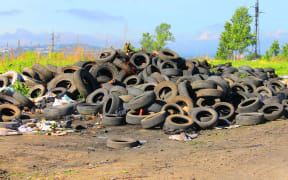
[
  {"xmin": 197, "ymin": 31, "xmax": 219, "ymax": 40},
  {"xmin": 265, "ymin": 29, "xmax": 288, "ymax": 39}
]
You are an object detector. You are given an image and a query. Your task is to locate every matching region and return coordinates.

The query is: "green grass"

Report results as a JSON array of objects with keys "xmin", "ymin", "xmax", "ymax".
[
  {"xmin": 0, "ymin": 49, "xmax": 89, "ymax": 74},
  {"xmin": 1, "ymin": 50, "xmax": 288, "ymax": 77},
  {"xmin": 208, "ymin": 59, "xmax": 288, "ymax": 76}
]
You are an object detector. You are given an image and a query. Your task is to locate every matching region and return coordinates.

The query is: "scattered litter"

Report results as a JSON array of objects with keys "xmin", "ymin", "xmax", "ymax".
[
  {"xmin": 215, "ymin": 125, "xmax": 241, "ymax": 130},
  {"xmin": 0, "ymin": 128, "xmax": 22, "ymax": 136},
  {"xmin": 169, "ymin": 133, "xmax": 198, "ymax": 142}
]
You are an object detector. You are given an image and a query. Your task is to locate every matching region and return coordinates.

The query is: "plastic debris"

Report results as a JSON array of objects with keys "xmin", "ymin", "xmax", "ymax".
[{"xmin": 169, "ymin": 133, "xmax": 198, "ymax": 142}]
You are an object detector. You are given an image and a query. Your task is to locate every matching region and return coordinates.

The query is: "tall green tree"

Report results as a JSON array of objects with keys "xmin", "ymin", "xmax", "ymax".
[
  {"xmin": 270, "ymin": 40, "xmax": 280, "ymax": 56},
  {"xmin": 282, "ymin": 43, "xmax": 288, "ymax": 57},
  {"xmin": 216, "ymin": 6, "xmax": 256, "ymax": 59},
  {"xmin": 216, "ymin": 22, "xmax": 233, "ymax": 59},
  {"xmin": 139, "ymin": 33, "xmax": 154, "ymax": 52},
  {"xmin": 140, "ymin": 23, "xmax": 175, "ymax": 52}
]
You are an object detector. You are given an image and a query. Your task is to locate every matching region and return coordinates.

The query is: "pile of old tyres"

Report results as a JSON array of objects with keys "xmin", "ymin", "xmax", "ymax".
[{"xmin": 0, "ymin": 48, "xmax": 287, "ymax": 134}]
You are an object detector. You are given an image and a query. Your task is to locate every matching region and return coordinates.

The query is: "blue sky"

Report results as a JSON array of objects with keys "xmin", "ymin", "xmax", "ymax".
[{"xmin": 0, "ymin": 0, "xmax": 287, "ymax": 57}]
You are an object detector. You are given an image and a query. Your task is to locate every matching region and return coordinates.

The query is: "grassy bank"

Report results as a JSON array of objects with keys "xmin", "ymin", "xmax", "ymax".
[
  {"xmin": 1, "ymin": 50, "xmax": 288, "ymax": 76},
  {"xmin": 208, "ymin": 59, "xmax": 288, "ymax": 76},
  {"xmin": 0, "ymin": 47, "xmax": 93, "ymax": 73}
]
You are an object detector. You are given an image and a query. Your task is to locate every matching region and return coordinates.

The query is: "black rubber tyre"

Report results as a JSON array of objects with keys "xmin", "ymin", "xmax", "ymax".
[
  {"xmin": 76, "ymin": 103, "xmax": 102, "ymax": 115},
  {"xmin": 73, "ymin": 69, "xmax": 97, "ymax": 97},
  {"xmin": 119, "ymin": 95, "xmax": 135, "ymax": 103},
  {"xmin": 128, "ymin": 91, "xmax": 155, "ymax": 110},
  {"xmin": 160, "ymin": 60, "xmax": 177, "ymax": 70},
  {"xmin": 46, "ymin": 64, "xmax": 58, "ymax": 74},
  {"xmin": 127, "ymin": 87, "xmax": 144, "ymax": 96},
  {"xmin": 191, "ymin": 80, "xmax": 217, "ymax": 90},
  {"xmin": 161, "ymin": 68, "xmax": 181, "ymax": 77},
  {"xmin": 141, "ymin": 111, "xmax": 167, "ymax": 129},
  {"xmin": 0, "ymin": 76, "xmax": 9, "ymax": 88},
  {"xmin": 95, "ymin": 48, "xmax": 117, "ymax": 63},
  {"xmin": 196, "ymin": 98, "xmax": 220, "ymax": 107},
  {"xmin": 190, "ymin": 107, "xmax": 218, "ymax": 129},
  {"xmin": 106, "ymin": 138, "xmax": 139, "ymax": 149},
  {"xmin": 143, "ymin": 65, "xmax": 160, "ymax": 79},
  {"xmin": 213, "ymin": 102, "xmax": 235, "ymax": 120},
  {"xmin": 0, "ymin": 95, "xmax": 21, "ymax": 107},
  {"xmin": 230, "ymin": 83, "xmax": 249, "ymax": 93},
  {"xmin": 161, "ymin": 103, "xmax": 185, "ymax": 116},
  {"xmin": 259, "ymin": 103, "xmax": 284, "ymax": 121},
  {"xmin": 47, "ymin": 73, "xmax": 78, "ymax": 99},
  {"xmin": 158, "ymin": 49, "xmax": 179, "ymax": 61},
  {"xmin": 28, "ymin": 84, "xmax": 46, "ymax": 99},
  {"xmin": 266, "ymin": 80, "xmax": 286, "ymax": 93},
  {"xmin": 110, "ymin": 86, "xmax": 128, "ymax": 96},
  {"xmin": 167, "ymin": 96, "xmax": 194, "ymax": 114},
  {"xmin": 146, "ymin": 100, "xmax": 166, "ymax": 113},
  {"xmin": 12, "ymin": 91, "xmax": 34, "ymax": 108},
  {"xmin": 103, "ymin": 93, "xmax": 121, "ymax": 114},
  {"xmin": 86, "ymin": 88, "xmax": 109, "ymax": 104},
  {"xmin": 112, "ymin": 58, "xmax": 126, "ymax": 69},
  {"xmin": 264, "ymin": 68, "xmax": 275, "ymax": 73},
  {"xmin": 240, "ymin": 81, "xmax": 257, "ymax": 93},
  {"xmin": 22, "ymin": 75, "xmax": 42, "ymax": 88},
  {"xmin": 177, "ymin": 81, "xmax": 194, "ymax": 99},
  {"xmin": 163, "ymin": 114, "xmax": 194, "ymax": 130},
  {"xmin": 235, "ymin": 113, "xmax": 265, "ymax": 126},
  {"xmin": 22, "ymin": 67, "xmax": 37, "ymax": 79},
  {"xmin": 123, "ymin": 75, "xmax": 142, "ymax": 87},
  {"xmin": 44, "ymin": 104, "xmax": 75, "ymax": 120},
  {"xmin": 154, "ymin": 81, "xmax": 178, "ymax": 101},
  {"xmin": 126, "ymin": 111, "xmax": 154, "ymax": 125},
  {"xmin": 130, "ymin": 52, "xmax": 150, "ymax": 70},
  {"xmin": 150, "ymin": 72, "xmax": 168, "ymax": 83},
  {"xmin": 89, "ymin": 63, "xmax": 118, "ymax": 83},
  {"xmin": 102, "ymin": 114, "xmax": 125, "ymax": 126},
  {"xmin": 74, "ymin": 61, "xmax": 92, "ymax": 68},
  {"xmin": 32, "ymin": 63, "xmax": 53, "ymax": 83},
  {"xmin": 135, "ymin": 83, "xmax": 158, "ymax": 92},
  {"xmin": 237, "ymin": 97, "xmax": 263, "ymax": 113},
  {"xmin": 255, "ymin": 86, "xmax": 274, "ymax": 97},
  {"xmin": 196, "ymin": 89, "xmax": 224, "ymax": 99},
  {"xmin": 48, "ymin": 87, "xmax": 67, "ymax": 98},
  {"xmin": 0, "ymin": 104, "xmax": 21, "ymax": 122},
  {"xmin": 59, "ymin": 66, "xmax": 80, "ymax": 74}
]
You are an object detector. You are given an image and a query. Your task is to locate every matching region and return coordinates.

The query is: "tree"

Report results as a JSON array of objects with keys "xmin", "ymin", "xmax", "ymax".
[
  {"xmin": 282, "ymin": 43, "xmax": 288, "ymax": 57},
  {"xmin": 263, "ymin": 49, "xmax": 272, "ymax": 60},
  {"xmin": 216, "ymin": 6, "xmax": 256, "ymax": 59},
  {"xmin": 216, "ymin": 22, "xmax": 233, "ymax": 59},
  {"xmin": 270, "ymin": 40, "xmax": 280, "ymax": 56},
  {"xmin": 140, "ymin": 23, "xmax": 175, "ymax": 52},
  {"xmin": 139, "ymin": 33, "xmax": 154, "ymax": 52}
]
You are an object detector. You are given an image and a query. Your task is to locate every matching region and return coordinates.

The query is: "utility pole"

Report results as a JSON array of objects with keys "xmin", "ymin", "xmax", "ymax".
[
  {"xmin": 253, "ymin": 0, "xmax": 263, "ymax": 58},
  {"xmin": 51, "ymin": 32, "xmax": 55, "ymax": 52},
  {"xmin": 17, "ymin": 40, "xmax": 21, "ymax": 56}
]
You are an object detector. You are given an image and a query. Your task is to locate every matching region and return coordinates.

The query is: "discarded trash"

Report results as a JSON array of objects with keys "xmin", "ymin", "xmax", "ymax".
[
  {"xmin": 0, "ymin": 128, "xmax": 22, "ymax": 136},
  {"xmin": 169, "ymin": 133, "xmax": 198, "ymax": 142}
]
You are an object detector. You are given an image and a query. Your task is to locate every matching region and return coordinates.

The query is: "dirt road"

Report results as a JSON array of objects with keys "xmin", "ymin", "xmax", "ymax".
[{"xmin": 1, "ymin": 119, "xmax": 288, "ymax": 180}]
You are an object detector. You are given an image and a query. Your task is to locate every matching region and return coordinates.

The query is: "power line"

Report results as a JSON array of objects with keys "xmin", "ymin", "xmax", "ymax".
[
  {"xmin": 51, "ymin": 32, "xmax": 55, "ymax": 51},
  {"xmin": 252, "ymin": 0, "xmax": 264, "ymax": 58}
]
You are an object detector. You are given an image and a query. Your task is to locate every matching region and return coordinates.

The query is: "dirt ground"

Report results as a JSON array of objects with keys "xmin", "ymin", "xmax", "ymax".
[{"xmin": 1, "ymin": 119, "xmax": 288, "ymax": 180}]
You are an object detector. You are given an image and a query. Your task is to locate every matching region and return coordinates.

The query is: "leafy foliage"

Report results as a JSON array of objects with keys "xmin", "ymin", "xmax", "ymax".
[
  {"xmin": 10, "ymin": 81, "xmax": 30, "ymax": 97},
  {"xmin": 270, "ymin": 40, "xmax": 280, "ymax": 56},
  {"xmin": 140, "ymin": 33, "xmax": 154, "ymax": 52},
  {"xmin": 216, "ymin": 7, "xmax": 256, "ymax": 59},
  {"xmin": 140, "ymin": 23, "xmax": 175, "ymax": 52},
  {"xmin": 281, "ymin": 43, "xmax": 288, "ymax": 57}
]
